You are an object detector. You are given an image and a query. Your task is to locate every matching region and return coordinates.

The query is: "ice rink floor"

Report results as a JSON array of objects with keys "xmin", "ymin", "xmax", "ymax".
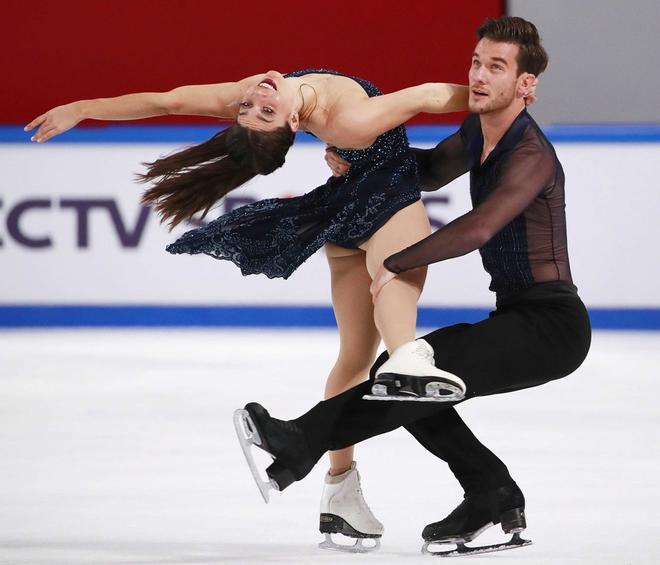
[{"xmin": 1, "ymin": 328, "xmax": 659, "ymax": 565}]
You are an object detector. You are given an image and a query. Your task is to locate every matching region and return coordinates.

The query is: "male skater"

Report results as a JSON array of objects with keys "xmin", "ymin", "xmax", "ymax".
[{"xmin": 235, "ymin": 16, "xmax": 591, "ymax": 555}]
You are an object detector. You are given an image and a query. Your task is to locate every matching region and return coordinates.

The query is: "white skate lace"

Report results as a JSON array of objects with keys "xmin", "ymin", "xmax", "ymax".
[{"xmin": 356, "ymin": 474, "xmax": 379, "ymax": 522}]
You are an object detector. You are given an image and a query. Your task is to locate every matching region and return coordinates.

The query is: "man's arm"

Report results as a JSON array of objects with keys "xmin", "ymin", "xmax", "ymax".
[
  {"xmin": 383, "ymin": 142, "xmax": 555, "ymax": 274},
  {"xmin": 411, "ymin": 128, "xmax": 473, "ymax": 191},
  {"xmin": 324, "ymin": 125, "xmax": 473, "ymax": 183}
]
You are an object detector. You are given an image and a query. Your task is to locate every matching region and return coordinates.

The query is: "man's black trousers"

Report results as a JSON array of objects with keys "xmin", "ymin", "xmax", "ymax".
[{"xmin": 294, "ymin": 281, "xmax": 592, "ymax": 493}]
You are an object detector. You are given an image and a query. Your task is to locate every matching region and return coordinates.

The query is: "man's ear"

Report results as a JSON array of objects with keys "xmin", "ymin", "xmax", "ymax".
[{"xmin": 288, "ymin": 112, "xmax": 300, "ymax": 132}]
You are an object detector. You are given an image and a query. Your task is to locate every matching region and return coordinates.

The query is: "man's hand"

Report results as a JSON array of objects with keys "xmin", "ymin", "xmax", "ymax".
[
  {"xmin": 370, "ymin": 264, "xmax": 398, "ymax": 300},
  {"xmin": 325, "ymin": 146, "xmax": 351, "ymax": 177}
]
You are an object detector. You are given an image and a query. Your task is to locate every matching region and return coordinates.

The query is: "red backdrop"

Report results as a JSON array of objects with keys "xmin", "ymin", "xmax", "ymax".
[{"xmin": 3, "ymin": 0, "xmax": 502, "ymax": 124}]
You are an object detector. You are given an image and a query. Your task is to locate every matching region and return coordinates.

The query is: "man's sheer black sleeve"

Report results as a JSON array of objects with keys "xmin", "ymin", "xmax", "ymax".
[
  {"xmin": 411, "ymin": 129, "xmax": 472, "ymax": 191},
  {"xmin": 385, "ymin": 141, "xmax": 556, "ymax": 274}
]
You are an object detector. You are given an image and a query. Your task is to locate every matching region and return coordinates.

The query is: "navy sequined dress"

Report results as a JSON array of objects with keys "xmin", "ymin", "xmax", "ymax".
[{"xmin": 166, "ymin": 69, "xmax": 421, "ymax": 279}]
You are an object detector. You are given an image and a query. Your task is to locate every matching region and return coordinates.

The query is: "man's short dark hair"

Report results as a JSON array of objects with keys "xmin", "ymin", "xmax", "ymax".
[{"xmin": 477, "ymin": 16, "xmax": 549, "ymax": 76}]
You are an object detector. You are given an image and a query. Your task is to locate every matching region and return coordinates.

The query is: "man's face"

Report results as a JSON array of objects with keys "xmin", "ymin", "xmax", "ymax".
[{"xmin": 468, "ymin": 38, "xmax": 523, "ymax": 114}]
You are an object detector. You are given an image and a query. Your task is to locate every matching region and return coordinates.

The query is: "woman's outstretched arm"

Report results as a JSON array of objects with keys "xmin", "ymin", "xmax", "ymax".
[
  {"xmin": 24, "ymin": 75, "xmax": 263, "ymax": 143},
  {"xmin": 330, "ymin": 83, "xmax": 468, "ymax": 149}
]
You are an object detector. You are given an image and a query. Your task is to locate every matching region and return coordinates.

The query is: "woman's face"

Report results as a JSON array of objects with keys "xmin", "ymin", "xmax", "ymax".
[{"xmin": 237, "ymin": 71, "xmax": 299, "ymax": 132}]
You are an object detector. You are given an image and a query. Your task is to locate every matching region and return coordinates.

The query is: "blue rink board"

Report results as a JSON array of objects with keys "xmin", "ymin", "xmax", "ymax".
[
  {"xmin": 0, "ymin": 306, "xmax": 659, "ymax": 330},
  {"xmin": 2, "ymin": 123, "xmax": 660, "ymax": 144}
]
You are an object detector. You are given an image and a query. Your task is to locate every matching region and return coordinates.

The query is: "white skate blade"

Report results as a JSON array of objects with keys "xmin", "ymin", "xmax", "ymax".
[
  {"xmin": 233, "ymin": 409, "xmax": 279, "ymax": 503},
  {"xmin": 319, "ymin": 533, "xmax": 381, "ymax": 553},
  {"xmin": 422, "ymin": 533, "xmax": 532, "ymax": 557}
]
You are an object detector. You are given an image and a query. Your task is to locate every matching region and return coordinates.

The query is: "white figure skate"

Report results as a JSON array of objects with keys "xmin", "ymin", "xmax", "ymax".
[
  {"xmin": 318, "ymin": 462, "xmax": 383, "ymax": 553},
  {"xmin": 364, "ymin": 339, "xmax": 466, "ymax": 402}
]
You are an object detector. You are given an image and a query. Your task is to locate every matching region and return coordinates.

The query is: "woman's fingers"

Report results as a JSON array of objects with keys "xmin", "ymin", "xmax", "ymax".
[
  {"xmin": 32, "ymin": 120, "xmax": 60, "ymax": 143},
  {"xmin": 26, "ymin": 105, "xmax": 80, "ymax": 142},
  {"xmin": 27, "ymin": 115, "xmax": 54, "ymax": 142},
  {"xmin": 33, "ymin": 125, "xmax": 59, "ymax": 143},
  {"xmin": 31, "ymin": 124, "xmax": 48, "ymax": 142},
  {"xmin": 523, "ymin": 76, "xmax": 539, "ymax": 106},
  {"xmin": 24, "ymin": 114, "xmax": 46, "ymax": 133}
]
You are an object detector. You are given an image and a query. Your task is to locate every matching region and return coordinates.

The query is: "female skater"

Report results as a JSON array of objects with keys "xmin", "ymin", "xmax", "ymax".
[{"xmin": 25, "ymin": 69, "xmax": 468, "ymax": 550}]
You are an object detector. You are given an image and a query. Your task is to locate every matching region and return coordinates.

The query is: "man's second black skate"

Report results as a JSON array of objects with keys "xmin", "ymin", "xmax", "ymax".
[{"xmin": 421, "ymin": 484, "xmax": 532, "ymax": 556}]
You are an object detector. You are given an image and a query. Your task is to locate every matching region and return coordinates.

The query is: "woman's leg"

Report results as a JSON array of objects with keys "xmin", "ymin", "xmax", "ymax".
[
  {"xmin": 324, "ymin": 243, "xmax": 381, "ymax": 474},
  {"xmin": 360, "ymin": 200, "xmax": 431, "ymax": 352}
]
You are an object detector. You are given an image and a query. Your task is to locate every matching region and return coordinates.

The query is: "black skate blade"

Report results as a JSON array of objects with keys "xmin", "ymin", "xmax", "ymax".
[
  {"xmin": 422, "ymin": 532, "xmax": 532, "ymax": 557},
  {"xmin": 362, "ymin": 393, "xmax": 462, "ymax": 403},
  {"xmin": 369, "ymin": 373, "xmax": 465, "ymax": 402},
  {"xmin": 233, "ymin": 409, "xmax": 279, "ymax": 504},
  {"xmin": 362, "ymin": 394, "xmax": 460, "ymax": 402}
]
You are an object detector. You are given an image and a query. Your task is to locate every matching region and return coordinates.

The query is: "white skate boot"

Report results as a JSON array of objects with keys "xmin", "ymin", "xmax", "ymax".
[
  {"xmin": 365, "ymin": 339, "xmax": 466, "ymax": 402},
  {"xmin": 318, "ymin": 462, "xmax": 383, "ymax": 553}
]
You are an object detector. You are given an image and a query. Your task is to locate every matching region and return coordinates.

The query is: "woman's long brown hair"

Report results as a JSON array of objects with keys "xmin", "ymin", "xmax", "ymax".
[{"xmin": 137, "ymin": 123, "xmax": 295, "ymax": 228}]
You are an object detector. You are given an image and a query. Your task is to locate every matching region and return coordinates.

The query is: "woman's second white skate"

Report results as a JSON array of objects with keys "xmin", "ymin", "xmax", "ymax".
[{"xmin": 318, "ymin": 462, "xmax": 383, "ymax": 553}]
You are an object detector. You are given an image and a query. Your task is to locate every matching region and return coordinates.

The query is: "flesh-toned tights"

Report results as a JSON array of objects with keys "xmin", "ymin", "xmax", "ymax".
[{"xmin": 324, "ymin": 200, "xmax": 430, "ymax": 474}]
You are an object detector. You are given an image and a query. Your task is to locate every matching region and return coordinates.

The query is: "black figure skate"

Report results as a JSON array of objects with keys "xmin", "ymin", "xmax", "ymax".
[
  {"xmin": 421, "ymin": 484, "xmax": 532, "ymax": 556},
  {"xmin": 233, "ymin": 403, "xmax": 313, "ymax": 502}
]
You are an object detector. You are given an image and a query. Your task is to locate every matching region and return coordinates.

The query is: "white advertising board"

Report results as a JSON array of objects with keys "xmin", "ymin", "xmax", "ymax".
[{"xmin": 1, "ymin": 139, "xmax": 658, "ymax": 309}]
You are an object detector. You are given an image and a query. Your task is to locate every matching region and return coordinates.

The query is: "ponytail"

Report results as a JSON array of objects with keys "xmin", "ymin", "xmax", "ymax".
[{"xmin": 138, "ymin": 123, "xmax": 295, "ymax": 228}]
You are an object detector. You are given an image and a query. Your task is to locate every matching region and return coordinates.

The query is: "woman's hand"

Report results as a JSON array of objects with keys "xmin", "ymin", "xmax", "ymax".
[
  {"xmin": 523, "ymin": 76, "xmax": 539, "ymax": 106},
  {"xmin": 24, "ymin": 102, "xmax": 84, "ymax": 143},
  {"xmin": 370, "ymin": 263, "xmax": 398, "ymax": 300},
  {"xmin": 324, "ymin": 146, "xmax": 351, "ymax": 176}
]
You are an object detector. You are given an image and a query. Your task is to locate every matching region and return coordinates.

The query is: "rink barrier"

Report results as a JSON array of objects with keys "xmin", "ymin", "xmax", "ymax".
[
  {"xmin": 0, "ymin": 306, "xmax": 659, "ymax": 330},
  {"xmin": 2, "ymin": 123, "xmax": 660, "ymax": 143}
]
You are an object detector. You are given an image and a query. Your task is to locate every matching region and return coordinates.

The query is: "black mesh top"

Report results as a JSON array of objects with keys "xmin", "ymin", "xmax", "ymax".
[{"xmin": 384, "ymin": 109, "xmax": 573, "ymax": 297}]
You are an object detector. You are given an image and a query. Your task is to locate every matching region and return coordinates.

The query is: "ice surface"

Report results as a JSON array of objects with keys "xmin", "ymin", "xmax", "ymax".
[{"xmin": 1, "ymin": 329, "xmax": 659, "ymax": 564}]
